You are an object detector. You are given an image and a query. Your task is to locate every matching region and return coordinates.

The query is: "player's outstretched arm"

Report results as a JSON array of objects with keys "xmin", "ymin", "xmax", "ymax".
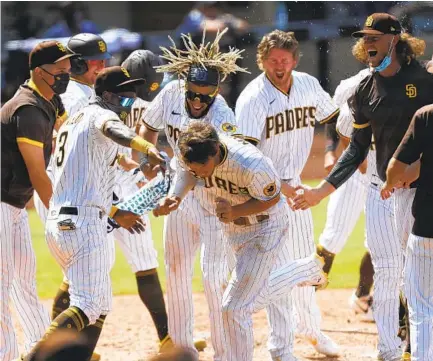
[
  {"xmin": 293, "ymin": 126, "xmax": 372, "ymax": 210},
  {"xmin": 102, "ymin": 120, "xmax": 164, "ymax": 166}
]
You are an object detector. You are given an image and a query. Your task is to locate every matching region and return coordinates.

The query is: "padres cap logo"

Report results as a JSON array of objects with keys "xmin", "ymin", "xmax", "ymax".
[
  {"xmin": 121, "ymin": 67, "xmax": 131, "ymax": 78},
  {"xmin": 221, "ymin": 122, "xmax": 237, "ymax": 133},
  {"xmin": 365, "ymin": 16, "xmax": 374, "ymax": 27},
  {"xmin": 57, "ymin": 43, "xmax": 67, "ymax": 52},
  {"xmin": 98, "ymin": 40, "xmax": 107, "ymax": 53},
  {"xmin": 263, "ymin": 182, "xmax": 277, "ymax": 196},
  {"xmin": 150, "ymin": 82, "xmax": 159, "ymax": 92}
]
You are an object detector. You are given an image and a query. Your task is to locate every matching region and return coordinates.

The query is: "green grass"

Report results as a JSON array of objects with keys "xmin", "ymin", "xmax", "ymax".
[{"xmin": 31, "ymin": 180, "xmax": 366, "ymax": 299}]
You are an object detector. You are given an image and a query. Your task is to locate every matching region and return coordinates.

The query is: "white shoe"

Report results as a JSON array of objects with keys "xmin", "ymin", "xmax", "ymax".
[
  {"xmin": 308, "ymin": 333, "xmax": 340, "ymax": 357},
  {"xmin": 349, "ymin": 291, "xmax": 375, "ymax": 322}
]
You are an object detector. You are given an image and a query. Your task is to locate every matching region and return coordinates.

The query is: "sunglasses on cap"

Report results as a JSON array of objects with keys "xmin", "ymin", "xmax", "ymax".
[
  {"xmin": 185, "ymin": 88, "xmax": 218, "ymax": 104},
  {"xmin": 118, "ymin": 95, "xmax": 136, "ymax": 107}
]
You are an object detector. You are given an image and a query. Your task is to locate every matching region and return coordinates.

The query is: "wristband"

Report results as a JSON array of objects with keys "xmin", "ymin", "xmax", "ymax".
[{"xmin": 130, "ymin": 136, "xmax": 153, "ymax": 155}]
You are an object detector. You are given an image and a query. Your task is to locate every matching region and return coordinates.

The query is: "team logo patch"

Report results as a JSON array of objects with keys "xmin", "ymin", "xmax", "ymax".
[
  {"xmin": 121, "ymin": 67, "xmax": 131, "ymax": 78},
  {"xmin": 221, "ymin": 122, "xmax": 237, "ymax": 133},
  {"xmin": 57, "ymin": 43, "xmax": 67, "ymax": 52},
  {"xmin": 98, "ymin": 40, "xmax": 107, "ymax": 53},
  {"xmin": 405, "ymin": 84, "xmax": 417, "ymax": 98},
  {"xmin": 150, "ymin": 82, "xmax": 159, "ymax": 91},
  {"xmin": 365, "ymin": 16, "xmax": 374, "ymax": 27},
  {"xmin": 263, "ymin": 182, "xmax": 277, "ymax": 196},
  {"xmin": 119, "ymin": 111, "xmax": 128, "ymax": 121}
]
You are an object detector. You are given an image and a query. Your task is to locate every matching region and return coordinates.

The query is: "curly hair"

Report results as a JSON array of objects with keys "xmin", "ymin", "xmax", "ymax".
[
  {"xmin": 352, "ymin": 32, "xmax": 426, "ymax": 65},
  {"xmin": 257, "ymin": 30, "xmax": 300, "ymax": 71},
  {"xmin": 155, "ymin": 28, "xmax": 249, "ymax": 81}
]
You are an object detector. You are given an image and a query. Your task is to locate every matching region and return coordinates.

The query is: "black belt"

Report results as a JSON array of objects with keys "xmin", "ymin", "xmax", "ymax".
[
  {"xmin": 59, "ymin": 207, "xmax": 78, "ymax": 215},
  {"xmin": 233, "ymin": 215, "xmax": 269, "ymax": 226}
]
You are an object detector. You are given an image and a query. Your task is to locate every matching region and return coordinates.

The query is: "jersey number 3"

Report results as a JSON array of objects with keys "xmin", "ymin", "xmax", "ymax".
[{"xmin": 56, "ymin": 131, "xmax": 68, "ymax": 167}]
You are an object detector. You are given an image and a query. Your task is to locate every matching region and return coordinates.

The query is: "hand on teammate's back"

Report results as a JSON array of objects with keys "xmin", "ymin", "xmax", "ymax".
[
  {"xmin": 153, "ymin": 196, "xmax": 181, "ymax": 217},
  {"xmin": 113, "ymin": 209, "xmax": 146, "ymax": 234}
]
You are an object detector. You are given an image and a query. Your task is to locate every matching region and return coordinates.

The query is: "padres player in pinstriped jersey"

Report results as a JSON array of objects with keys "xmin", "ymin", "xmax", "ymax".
[
  {"xmin": 21, "ymin": 66, "xmax": 164, "ymax": 361},
  {"xmin": 33, "ymin": 33, "xmax": 110, "ymax": 361},
  {"xmin": 317, "ymin": 68, "xmax": 376, "ymax": 322},
  {"xmin": 293, "ymin": 13, "xmax": 433, "ymax": 361},
  {"xmin": 154, "ymin": 121, "xmax": 327, "ymax": 361},
  {"xmin": 139, "ymin": 29, "xmax": 248, "ymax": 360},
  {"xmin": 235, "ymin": 30, "xmax": 339, "ymax": 358}
]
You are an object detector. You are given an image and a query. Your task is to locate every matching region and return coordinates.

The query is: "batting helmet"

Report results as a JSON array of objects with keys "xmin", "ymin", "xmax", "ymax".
[
  {"xmin": 121, "ymin": 50, "xmax": 164, "ymax": 101},
  {"xmin": 67, "ymin": 33, "xmax": 111, "ymax": 75}
]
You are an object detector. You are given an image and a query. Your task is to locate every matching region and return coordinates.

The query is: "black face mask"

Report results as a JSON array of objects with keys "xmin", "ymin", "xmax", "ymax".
[{"xmin": 40, "ymin": 68, "xmax": 70, "ymax": 94}]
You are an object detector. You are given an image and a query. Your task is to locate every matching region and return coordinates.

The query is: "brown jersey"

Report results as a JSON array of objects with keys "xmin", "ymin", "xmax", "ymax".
[
  {"xmin": 1, "ymin": 81, "xmax": 64, "ymax": 208},
  {"xmin": 349, "ymin": 60, "xmax": 433, "ymax": 181},
  {"xmin": 394, "ymin": 104, "xmax": 433, "ymax": 238}
]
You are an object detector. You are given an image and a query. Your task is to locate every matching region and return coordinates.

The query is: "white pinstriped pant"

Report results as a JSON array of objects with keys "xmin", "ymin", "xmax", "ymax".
[
  {"xmin": 164, "ymin": 194, "xmax": 228, "ymax": 361},
  {"xmin": 319, "ymin": 170, "xmax": 368, "ymax": 254},
  {"xmin": 0, "ymin": 202, "xmax": 50, "ymax": 361},
  {"xmin": 404, "ymin": 233, "xmax": 433, "ymax": 361},
  {"xmin": 45, "ymin": 207, "xmax": 113, "ymax": 325},
  {"xmin": 365, "ymin": 183, "xmax": 403, "ymax": 357},
  {"xmin": 221, "ymin": 208, "xmax": 323, "ymax": 361}
]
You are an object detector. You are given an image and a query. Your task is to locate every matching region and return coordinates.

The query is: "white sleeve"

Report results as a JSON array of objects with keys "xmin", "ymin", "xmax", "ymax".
[
  {"xmin": 169, "ymin": 159, "xmax": 198, "ymax": 200},
  {"xmin": 312, "ymin": 77, "xmax": 339, "ymax": 124},
  {"xmin": 246, "ymin": 156, "xmax": 281, "ymax": 202},
  {"xmin": 209, "ymin": 96, "xmax": 240, "ymax": 136},
  {"xmin": 235, "ymin": 92, "xmax": 268, "ymax": 143},
  {"xmin": 336, "ymin": 102, "xmax": 354, "ymax": 139},
  {"xmin": 141, "ymin": 86, "xmax": 166, "ymax": 131}
]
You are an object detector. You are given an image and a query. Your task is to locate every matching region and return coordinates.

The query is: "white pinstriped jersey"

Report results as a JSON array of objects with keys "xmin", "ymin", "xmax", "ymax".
[
  {"xmin": 50, "ymin": 105, "xmax": 120, "ymax": 215},
  {"xmin": 334, "ymin": 69, "xmax": 379, "ymax": 183},
  {"xmin": 125, "ymin": 97, "xmax": 150, "ymax": 129},
  {"xmin": 142, "ymin": 79, "xmax": 238, "ymax": 151},
  {"xmin": 235, "ymin": 71, "xmax": 339, "ymax": 179},
  {"xmin": 60, "ymin": 79, "xmax": 95, "ymax": 117},
  {"xmin": 193, "ymin": 135, "xmax": 284, "ymax": 221}
]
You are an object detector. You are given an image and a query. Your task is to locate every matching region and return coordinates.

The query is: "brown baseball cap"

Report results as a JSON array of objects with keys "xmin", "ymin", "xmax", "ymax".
[
  {"xmin": 352, "ymin": 13, "xmax": 402, "ymax": 38},
  {"xmin": 29, "ymin": 40, "xmax": 77, "ymax": 70},
  {"xmin": 94, "ymin": 66, "xmax": 145, "ymax": 96}
]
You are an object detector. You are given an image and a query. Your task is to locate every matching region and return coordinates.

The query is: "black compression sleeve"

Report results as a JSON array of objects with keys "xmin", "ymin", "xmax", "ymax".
[
  {"xmin": 325, "ymin": 126, "xmax": 372, "ymax": 188},
  {"xmin": 325, "ymin": 123, "xmax": 340, "ymax": 153},
  {"xmin": 102, "ymin": 120, "xmax": 137, "ymax": 147}
]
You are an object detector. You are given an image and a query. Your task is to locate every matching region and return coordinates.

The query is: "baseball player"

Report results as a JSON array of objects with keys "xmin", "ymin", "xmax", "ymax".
[
  {"xmin": 1, "ymin": 41, "xmax": 76, "ymax": 361},
  {"xmin": 336, "ymin": 73, "xmax": 407, "ymax": 359},
  {"xmin": 139, "ymin": 29, "xmax": 248, "ymax": 360},
  {"xmin": 154, "ymin": 121, "xmax": 327, "ymax": 361},
  {"xmin": 22, "ymin": 66, "xmax": 164, "ymax": 361},
  {"xmin": 293, "ymin": 13, "xmax": 433, "ymax": 361},
  {"xmin": 235, "ymin": 30, "xmax": 339, "ymax": 358},
  {"xmin": 382, "ymin": 104, "xmax": 433, "ymax": 361},
  {"xmin": 33, "ymin": 33, "xmax": 111, "ymax": 361},
  {"xmin": 317, "ymin": 68, "xmax": 375, "ymax": 322}
]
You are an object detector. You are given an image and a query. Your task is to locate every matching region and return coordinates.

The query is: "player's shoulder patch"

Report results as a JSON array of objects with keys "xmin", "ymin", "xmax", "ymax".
[
  {"xmin": 221, "ymin": 122, "xmax": 237, "ymax": 133},
  {"xmin": 263, "ymin": 182, "xmax": 277, "ymax": 197}
]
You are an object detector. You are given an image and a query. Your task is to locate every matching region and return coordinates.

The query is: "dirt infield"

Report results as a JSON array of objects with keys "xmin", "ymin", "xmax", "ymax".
[{"xmin": 14, "ymin": 289, "xmax": 382, "ymax": 361}]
